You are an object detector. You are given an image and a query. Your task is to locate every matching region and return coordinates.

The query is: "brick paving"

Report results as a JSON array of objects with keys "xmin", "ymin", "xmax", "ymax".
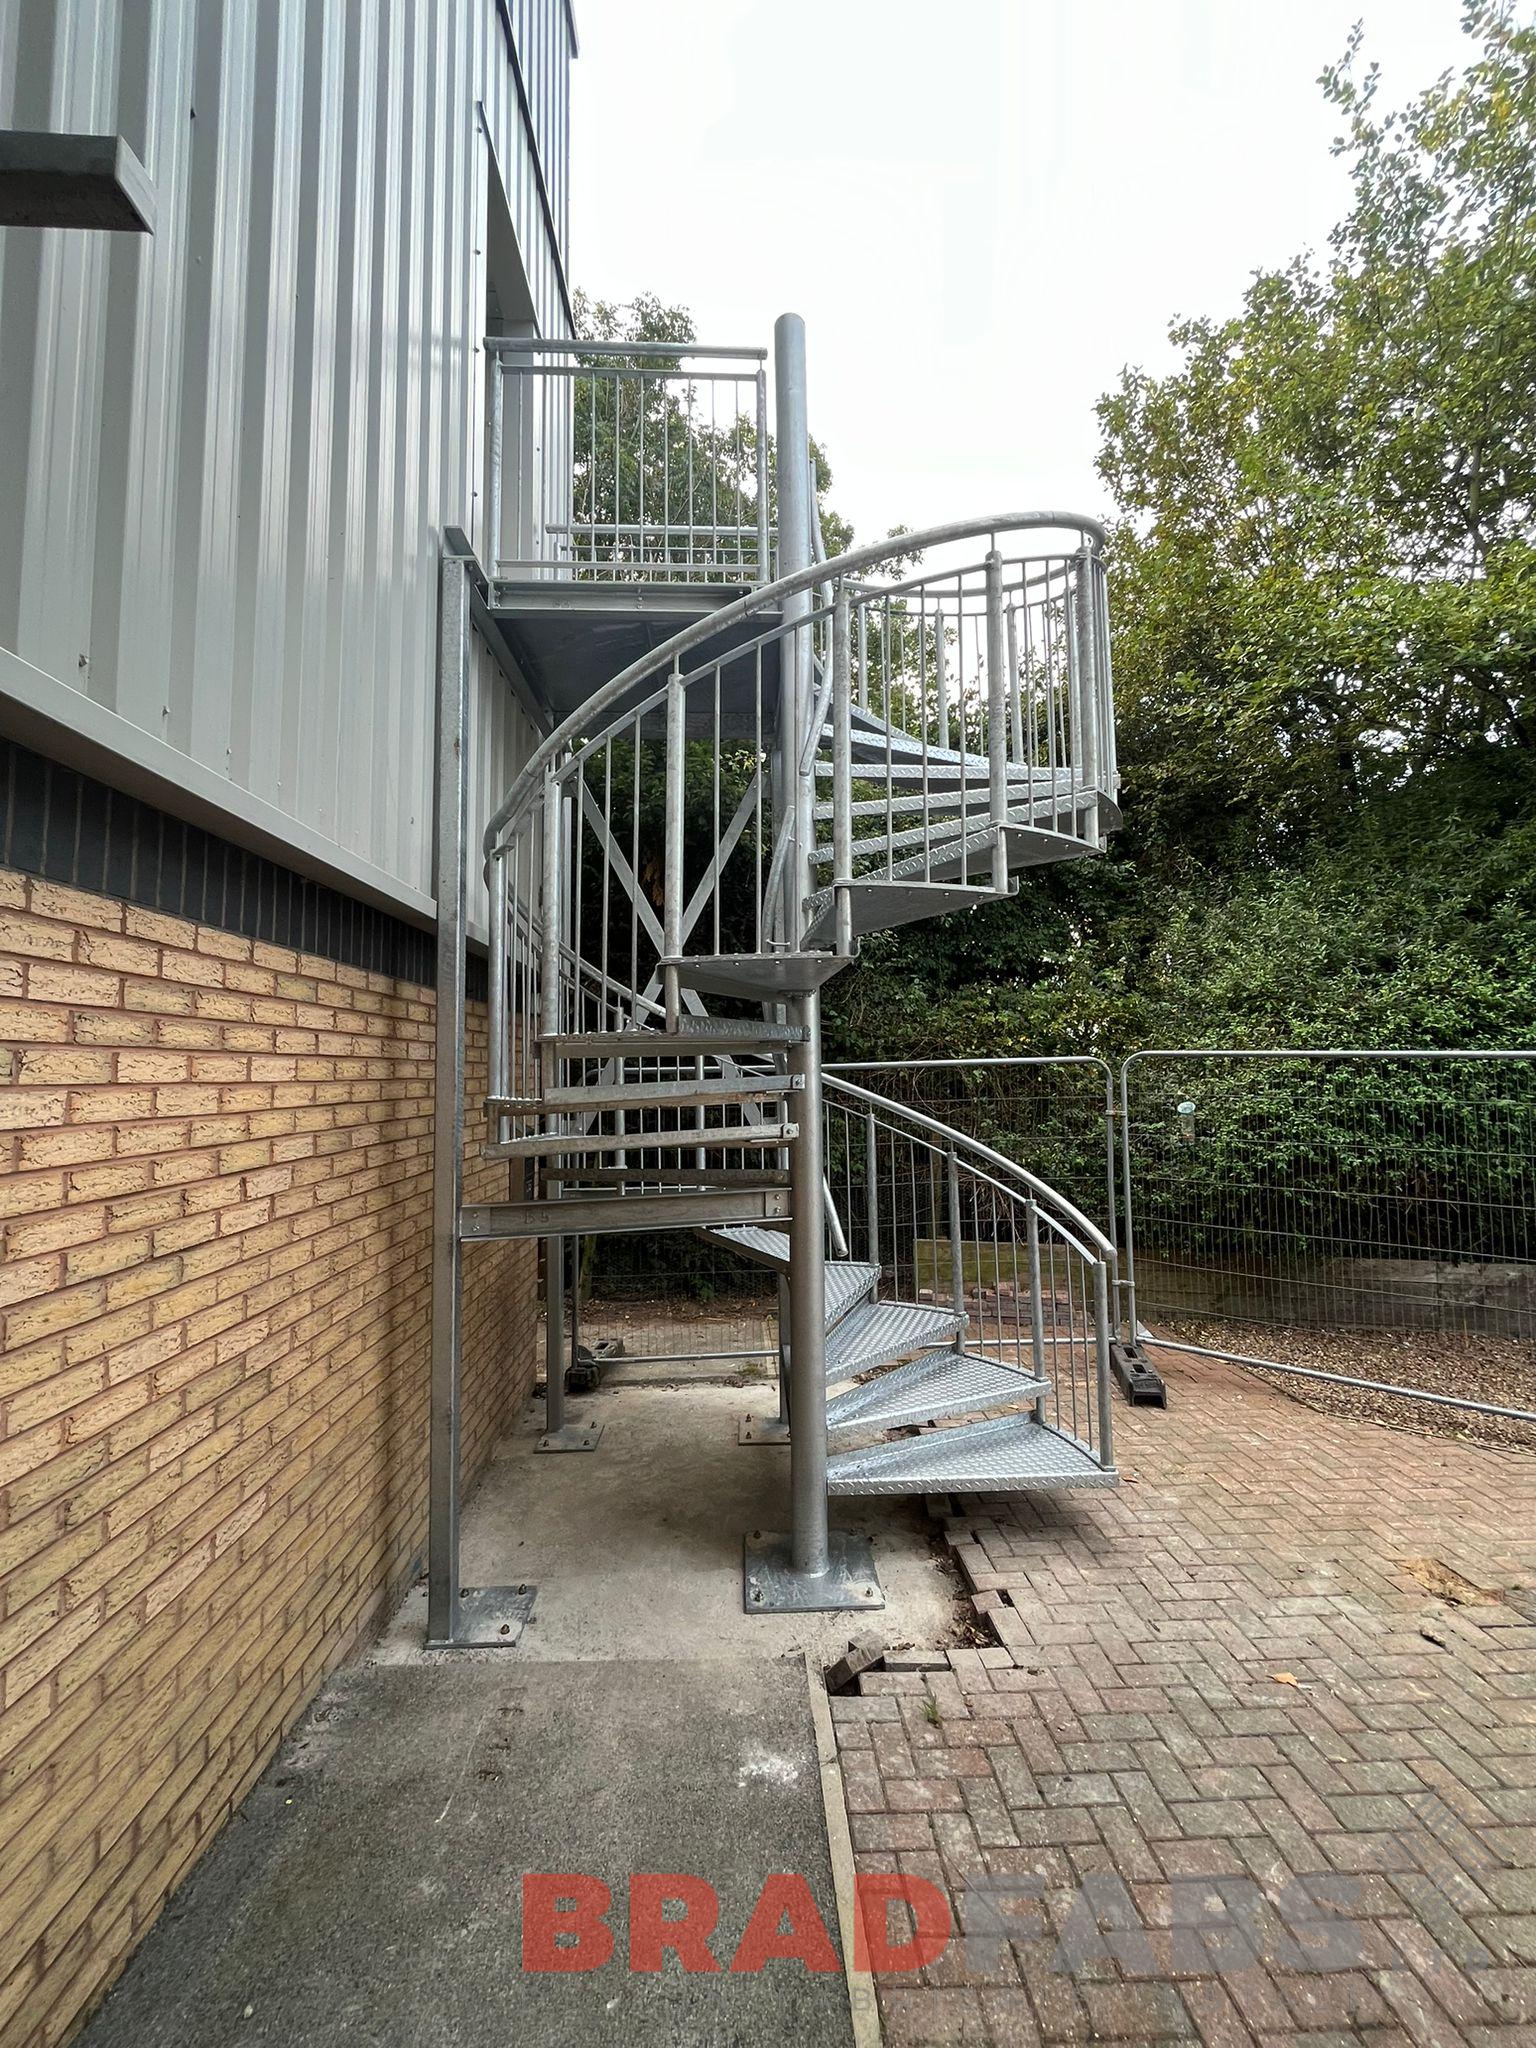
[{"xmin": 832, "ymin": 1347, "xmax": 1536, "ymax": 2046}]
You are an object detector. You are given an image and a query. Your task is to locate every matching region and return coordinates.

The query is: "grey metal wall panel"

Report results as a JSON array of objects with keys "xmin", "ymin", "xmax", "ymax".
[{"xmin": 0, "ymin": 0, "xmax": 575, "ymax": 916}]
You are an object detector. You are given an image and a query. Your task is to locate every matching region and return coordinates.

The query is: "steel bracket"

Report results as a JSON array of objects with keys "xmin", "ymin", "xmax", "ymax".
[
  {"xmin": 743, "ymin": 1529, "xmax": 884, "ymax": 1613},
  {"xmin": 535, "ymin": 1421, "xmax": 604, "ymax": 1453},
  {"xmin": 738, "ymin": 1412, "xmax": 792, "ymax": 1446},
  {"xmin": 426, "ymin": 1582, "xmax": 537, "ymax": 1649}
]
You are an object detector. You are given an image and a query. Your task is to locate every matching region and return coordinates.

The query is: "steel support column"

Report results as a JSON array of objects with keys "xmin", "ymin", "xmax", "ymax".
[
  {"xmin": 427, "ymin": 540, "xmax": 536, "ymax": 1648},
  {"xmin": 744, "ymin": 315, "xmax": 880, "ymax": 1612}
]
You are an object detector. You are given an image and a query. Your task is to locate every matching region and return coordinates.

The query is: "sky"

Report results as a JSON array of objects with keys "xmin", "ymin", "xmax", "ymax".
[{"xmin": 568, "ymin": 0, "xmax": 1476, "ymax": 544}]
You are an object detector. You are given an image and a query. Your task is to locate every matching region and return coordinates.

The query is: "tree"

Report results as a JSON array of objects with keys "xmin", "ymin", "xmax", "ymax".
[
  {"xmin": 1098, "ymin": 0, "xmax": 1536, "ymax": 868},
  {"xmin": 570, "ymin": 291, "xmax": 854, "ymax": 575},
  {"xmin": 826, "ymin": 3, "xmax": 1536, "ymax": 1078}
]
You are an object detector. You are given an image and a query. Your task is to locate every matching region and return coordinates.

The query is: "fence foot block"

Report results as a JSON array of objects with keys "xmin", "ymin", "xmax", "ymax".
[{"xmin": 1111, "ymin": 1342, "xmax": 1167, "ymax": 1407}]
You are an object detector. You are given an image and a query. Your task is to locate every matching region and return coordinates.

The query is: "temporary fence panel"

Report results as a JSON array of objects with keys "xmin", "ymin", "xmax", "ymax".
[
  {"xmin": 826, "ymin": 1057, "xmax": 1117, "ymax": 1244},
  {"xmin": 1117, "ymin": 1049, "xmax": 1536, "ymax": 1425}
]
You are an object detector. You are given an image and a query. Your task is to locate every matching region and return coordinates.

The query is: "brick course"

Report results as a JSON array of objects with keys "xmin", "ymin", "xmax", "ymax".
[
  {"xmin": 0, "ymin": 870, "xmax": 537, "ymax": 2045},
  {"xmin": 837, "ymin": 1348, "xmax": 1536, "ymax": 2046}
]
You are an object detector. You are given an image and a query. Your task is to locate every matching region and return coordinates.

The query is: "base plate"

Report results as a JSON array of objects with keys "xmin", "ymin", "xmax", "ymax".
[
  {"xmin": 742, "ymin": 1529, "xmax": 885, "ymax": 1613},
  {"xmin": 738, "ymin": 1412, "xmax": 791, "ymax": 1446},
  {"xmin": 428, "ymin": 1583, "xmax": 538, "ymax": 1649},
  {"xmin": 536, "ymin": 1422, "xmax": 604, "ymax": 1453}
]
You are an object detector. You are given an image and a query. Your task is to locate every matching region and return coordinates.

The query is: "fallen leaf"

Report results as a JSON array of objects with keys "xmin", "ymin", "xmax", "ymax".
[{"xmin": 1270, "ymin": 1671, "xmax": 1310, "ymax": 1690}]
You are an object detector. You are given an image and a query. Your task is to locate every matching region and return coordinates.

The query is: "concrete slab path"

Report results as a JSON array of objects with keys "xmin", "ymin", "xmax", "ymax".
[
  {"xmin": 81, "ymin": 1375, "xmax": 961, "ymax": 2045},
  {"xmin": 82, "ymin": 1657, "xmax": 854, "ymax": 2048}
]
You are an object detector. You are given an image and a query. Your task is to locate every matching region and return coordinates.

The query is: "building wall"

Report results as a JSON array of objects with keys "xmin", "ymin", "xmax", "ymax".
[
  {"xmin": 0, "ymin": 0, "xmax": 573, "ymax": 918},
  {"xmin": 0, "ymin": 869, "xmax": 540, "ymax": 2047}
]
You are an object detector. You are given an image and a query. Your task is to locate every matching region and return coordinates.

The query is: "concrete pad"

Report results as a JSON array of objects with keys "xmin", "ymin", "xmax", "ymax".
[
  {"xmin": 82, "ymin": 1657, "xmax": 854, "ymax": 2048},
  {"xmin": 374, "ymin": 1380, "xmax": 961, "ymax": 1665}
]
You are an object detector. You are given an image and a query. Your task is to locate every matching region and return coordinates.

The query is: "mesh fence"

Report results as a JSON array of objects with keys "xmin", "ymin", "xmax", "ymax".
[{"xmin": 1121, "ymin": 1051, "xmax": 1536, "ymax": 1343}]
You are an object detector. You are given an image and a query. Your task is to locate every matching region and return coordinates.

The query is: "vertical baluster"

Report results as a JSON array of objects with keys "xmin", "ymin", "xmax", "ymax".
[
  {"xmin": 1006, "ymin": 599, "xmax": 1024, "ymax": 771},
  {"xmin": 487, "ymin": 352, "xmax": 503, "ymax": 577},
  {"xmin": 754, "ymin": 651, "xmax": 764, "ymax": 953},
  {"xmin": 833, "ymin": 587, "xmax": 853, "ymax": 957},
  {"xmin": 755, "ymin": 366, "xmax": 770, "ymax": 580},
  {"xmin": 1026, "ymin": 1199, "xmax": 1047, "ymax": 1423},
  {"xmin": 488, "ymin": 847, "xmax": 507, "ymax": 1108},
  {"xmin": 599, "ymin": 743, "xmax": 612, "ymax": 1023},
  {"xmin": 865, "ymin": 1110, "xmax": 879, "ymax": 1267},
  {"xmin": 985, "ymin": 547, "xmax": 1009, "ymax": 893},
  {"xmin": 1072, "ymin": 543, "xmax": 1100, "ymax": 836},
  {"xmin": 883, "ymin": 595, "xmax": 895, "ymax": 880},
  {"xmin": 662, "ymin": 369, "xmax": 671, "ymax": 575},
  {"xmin": 933, "ymin": 592, "xmax": 948, "ymax": 746},
  {"xmin": 663, "ymin": 666, "xmax": 685, "ymax": 1028},
  {"xmin": 947, "ymin": 1149, "xmax": 965, "ymax": 1327},
  {"xmin": 1094, "ymin": 1264, "xmax": 1114, "ymax": 1467},
  {"xmin": 630, "ymin": 710, "xmax": 642, "ymax": 1021},
  {"xmin": 540, "ymin": 771, "xmax": 561, "ymax": 1045},
  {"xmin": 1096, "ymin": 556, "xmax": 1117, "ymax": 817}
]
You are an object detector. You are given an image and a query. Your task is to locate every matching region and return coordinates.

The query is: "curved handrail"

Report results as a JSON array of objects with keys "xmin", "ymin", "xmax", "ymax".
[
  {"xmin": 483, "ymin": 509, "xmax": 1107, "ymax": 856},
  {"xmin": 823, "ymin": 1073, "xmax": 1116, "ymax": 1267}
]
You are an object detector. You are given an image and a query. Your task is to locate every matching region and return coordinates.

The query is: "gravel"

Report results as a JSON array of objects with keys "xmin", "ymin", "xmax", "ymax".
[{"xmin": 1148, "ymin": 1315, "xmax": 1536, "ymax": 1452}]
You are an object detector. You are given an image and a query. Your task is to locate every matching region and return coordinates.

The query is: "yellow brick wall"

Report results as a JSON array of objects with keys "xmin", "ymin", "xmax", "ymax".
[{"xmin": 0, "ymin": 870, "xmax": 539, "ymax": 2045}]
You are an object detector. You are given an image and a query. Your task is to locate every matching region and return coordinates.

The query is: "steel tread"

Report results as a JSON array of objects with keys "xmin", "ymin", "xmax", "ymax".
[
  {"xmin": 825, "ymin": 1350, "xmax": 1050, "ymax": 1437},
  {"xmin": 824, "ymin": 1299, "xmax": 968, "ymax": 1385},
  {"xmin": 827, "ymin": 1414, "xmax": 1116, "ymax": 1494}
]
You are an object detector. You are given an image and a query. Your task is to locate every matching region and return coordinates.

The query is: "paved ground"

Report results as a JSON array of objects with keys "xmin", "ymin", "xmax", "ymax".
[{"xmin": 834, "ymin": 1346, "xmax": 1536, "ymax": 2046}]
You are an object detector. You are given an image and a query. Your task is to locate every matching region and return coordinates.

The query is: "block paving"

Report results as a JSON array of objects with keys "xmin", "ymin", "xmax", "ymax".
[{"xmin": 833, "ymin": 1347, "xmax": 1536, "ymax": 2045}]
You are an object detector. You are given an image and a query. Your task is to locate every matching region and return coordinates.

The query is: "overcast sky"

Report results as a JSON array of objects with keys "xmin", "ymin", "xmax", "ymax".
[{"xmin": 569, "ymin": 0, "xmax": 1475, "ymax": 543}]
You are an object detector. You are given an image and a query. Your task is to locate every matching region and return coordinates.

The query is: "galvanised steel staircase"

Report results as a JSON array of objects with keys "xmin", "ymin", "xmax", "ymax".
[{"xmin": 430, "ymin": 316, "xmax": 1122, "ymax": 1633}]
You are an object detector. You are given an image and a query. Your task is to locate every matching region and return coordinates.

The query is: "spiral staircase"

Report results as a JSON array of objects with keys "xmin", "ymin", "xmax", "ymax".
[{"xmin": 428, "ymin": 316, "xmax": 1122, "ymax": 1636}]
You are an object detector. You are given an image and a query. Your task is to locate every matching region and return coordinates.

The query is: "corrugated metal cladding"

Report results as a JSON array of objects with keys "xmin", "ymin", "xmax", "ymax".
[{"xmin": 0, "ymin": 0, "xmax": 576, "ymax": 929}]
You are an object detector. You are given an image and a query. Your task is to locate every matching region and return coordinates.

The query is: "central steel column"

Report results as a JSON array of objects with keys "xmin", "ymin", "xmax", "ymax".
[
  {"xmin": 743, "ymin": 318, "xmax": 881, "ymax": 1613},
  {"xmin": 786, "ymin": 992, "xmax": 828, "ymax": 1575}
]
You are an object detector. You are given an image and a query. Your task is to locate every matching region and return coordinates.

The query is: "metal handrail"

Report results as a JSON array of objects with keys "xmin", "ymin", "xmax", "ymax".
[
  {"xmin": 823, "ymin": 1074, "xmax": 1115, "ymax": 1467},
  {"xmin": 483, "ymin": 509, "xmax": 1108, "ymax": 855},
  {"xmin": 486, "ymin": 336, "xmax": 769, "ymax": 360},
  {"xmin": 824, "ymin": 1074, "xmax": 1116, "ymax": 1267}
]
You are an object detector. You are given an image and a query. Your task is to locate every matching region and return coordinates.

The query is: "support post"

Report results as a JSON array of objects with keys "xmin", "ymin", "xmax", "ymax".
[
  {"xmin": 1072, "ymin": 546, "xmax": 1100, "ymax": 829},
  {"xmin": 535, "ymin": 1228, "xmax": 601, "ymax": 1455},
  {"xmin": 788, "ymin": 996, "xmax": 829, "ymax": 1576},
  {"xmin": 487, "ymin": 352, "xmax": 504, "ymax": 577},
  {"xmin": 743, "ymin": 315, "xmax": 879, "ymax": 1613},
  {"xmin": 427, "ymin": 540, "xmax": 535, "ymax": 1648}
]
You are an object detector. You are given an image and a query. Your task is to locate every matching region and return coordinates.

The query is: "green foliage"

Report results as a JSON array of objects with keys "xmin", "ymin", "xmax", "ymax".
[
  {"xmin": 584, "ymin": 16, "xmax": 1536, "ymax": 1273},
  {"xmin": 572, "ymin": 291, "xmax": 854, "ymax": 567},
  {"xmin": 833, "ymin": 3, "xmax": 1536, "ymax": 1099},
  {"xmin": 1098, "ymin": 3, "xmax": 1536, "ymax": 866}
]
